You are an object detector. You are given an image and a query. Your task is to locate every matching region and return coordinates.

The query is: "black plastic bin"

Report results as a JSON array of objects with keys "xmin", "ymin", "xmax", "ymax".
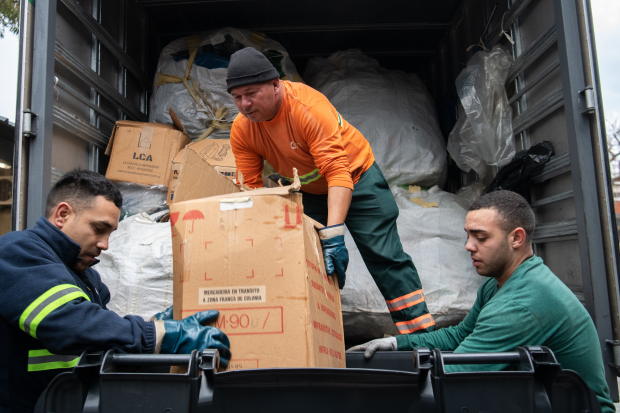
[{"xmin": 35, "ymin": 346, "xmax": 601, "ymax": 413}]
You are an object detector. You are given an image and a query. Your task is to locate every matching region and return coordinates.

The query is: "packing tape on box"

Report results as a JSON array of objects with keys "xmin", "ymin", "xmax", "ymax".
[{"xmin": 220, "ymin": 196, "xmax": 253, "ymax": 211}]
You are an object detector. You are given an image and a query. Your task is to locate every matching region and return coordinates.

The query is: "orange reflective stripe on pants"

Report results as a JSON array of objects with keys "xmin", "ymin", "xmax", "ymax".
[
  {"xmin": 395, "ymin": 314, "xmax": 436, "ymax": 334},
  {"xmin": 385, "ymin": 289, "xmax": 425, "ymax": 312}
]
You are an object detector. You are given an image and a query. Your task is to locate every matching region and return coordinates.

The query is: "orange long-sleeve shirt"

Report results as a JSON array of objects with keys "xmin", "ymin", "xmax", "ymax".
[{"xmin": 230, "ymin": 81, "xmax": 375, "ymax": 194}]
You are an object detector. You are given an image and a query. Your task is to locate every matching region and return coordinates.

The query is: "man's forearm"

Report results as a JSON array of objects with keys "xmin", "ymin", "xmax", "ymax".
[
  {"xmin": 395, "ymin": 324, "xmax": 468, "ymax": 351},
  {"xmin": 327, "ymin": 186, "xmax": 353, "ymax": 226}
]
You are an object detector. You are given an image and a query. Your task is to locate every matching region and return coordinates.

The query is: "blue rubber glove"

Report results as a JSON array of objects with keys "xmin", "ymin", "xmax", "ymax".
[
  {"xmin": 161, "ymin": 310, "xmax": 231, "ymax": 367},
  {"xmin": 317, "ymin": 224, "xmax": 349, "ymax": 290},
  {"xmin": 153, "ymin": 305, "xmax": 174, "ymax": 320}
]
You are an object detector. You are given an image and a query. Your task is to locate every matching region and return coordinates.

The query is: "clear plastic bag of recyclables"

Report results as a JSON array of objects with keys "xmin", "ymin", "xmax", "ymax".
[
  {"xmin": 448, "ymin": 45, "xmax": 515, "ymax": 178},
  {"xmin": 150, "ymin": 27, "xmax": 301, "ymax": 141},
  {"xmin": 115, "ymin": 182, "xmax": 168, "ymax": 221}
]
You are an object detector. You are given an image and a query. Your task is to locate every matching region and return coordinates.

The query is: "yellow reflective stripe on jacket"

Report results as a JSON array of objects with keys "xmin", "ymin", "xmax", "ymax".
[
  {"xmin": 19, "ymin": 284, "xmax": 90, "ymax": 339},
  {"xmin": 282, "ymin": 168, "xmax": 321, "ymax": 185},
  {"xmin": 27, "ymin": 349, "xmax": 79, "ymax": 372}
]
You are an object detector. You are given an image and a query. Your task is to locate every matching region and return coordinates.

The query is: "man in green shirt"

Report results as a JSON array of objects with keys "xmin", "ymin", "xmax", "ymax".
[{"xmin": 349, "ymin": 190, "xmax": 615, "ymax": 412}]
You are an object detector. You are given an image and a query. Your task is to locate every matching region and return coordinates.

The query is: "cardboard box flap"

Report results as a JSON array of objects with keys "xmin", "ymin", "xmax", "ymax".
[
  {"xmin": 306, "ymin": 215, "xmax": 325, "ymax": 230},
  {"xmin": 169, "ymin": 107, "xmax": 188, "ymax": 136},
  {"xmin": 172, "ymin": 148, "xmax": 186, "ymax": 164},
  {"xmin": 174, "ymin": 146, "xmax": 241, "ymax": 202},
  {"xmin": 214, "ymin": 185, "xmax": 299, "ymax": 201},
  {"xmin": 202, "ymin": 168, "xmax": 300, "ymax": 202},
  {"xmin": 114, "ymin": 119, "xmax": 176, "ymax": 129},
  {"xmin": 175, "ymin": 147, "xmax": 301, "ymax": 203},
  {"xmin": 105, "ymin": 126, "xmax": 118, "ymax": 157}
]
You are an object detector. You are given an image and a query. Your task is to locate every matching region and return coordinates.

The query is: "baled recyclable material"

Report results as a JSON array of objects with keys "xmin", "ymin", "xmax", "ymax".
[
  {"xmin": 97, "ymin": 211, "xmax": 173, "ymax": 320},
  {"xmin": 341, "ymin": 186, "xmax": 485, "ymax": 342},
  {"xmin": 305, "ymin": 49, "xmax": 447, "ymax": 187},
  {"xmin": 170, "ymin": 185, "xmax": 346, "ymax": 370},
  {"xmin": 105, "ymin": 108, "xmax": 191, "ymax": 186},
  {"xmin": 166, "ymin": 139, "xmax": 237, "ymax": 204},
  {"xmin": 150, "ymin": 28, "xmax": 302, "ymax": 140}
]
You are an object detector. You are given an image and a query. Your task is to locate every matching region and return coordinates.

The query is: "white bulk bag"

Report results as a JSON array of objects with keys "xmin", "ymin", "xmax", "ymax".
[
  {"xmin": 341, "ymin": 186, "xmax": 484, "ymax": 341},
  {"xmin": 305, "ymin": 49, "xmax": 447, "ymax": 187},
  {"xmin": 97, "ymin": 212, "xmax": 173, "ymax": 320}
]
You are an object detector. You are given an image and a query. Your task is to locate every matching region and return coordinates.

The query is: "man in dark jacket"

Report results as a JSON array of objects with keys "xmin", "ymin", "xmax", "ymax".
[{"xmin": 0, "ymin": 170, "xmax": 230, "ymax": 413}]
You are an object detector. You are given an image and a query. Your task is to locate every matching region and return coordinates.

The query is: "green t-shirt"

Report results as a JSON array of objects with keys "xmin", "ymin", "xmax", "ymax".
[{"xmin": 396, "ymin": 256, "xmax": 614, "ymax": 412}]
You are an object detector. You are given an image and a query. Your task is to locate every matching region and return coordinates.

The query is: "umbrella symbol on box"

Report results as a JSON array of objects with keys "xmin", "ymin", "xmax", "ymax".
[
  {"xmin": 170, "ymin": 212, "xmax": 180, "ymax": 237},
  {"xmin": 183, "ymin": 210, "xmax": 204, "ymax": 233}
]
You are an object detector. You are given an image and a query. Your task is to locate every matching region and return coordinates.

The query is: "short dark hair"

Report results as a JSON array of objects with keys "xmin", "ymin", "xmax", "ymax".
[
  {"xmin": 45, "ymin": 169, "xmax": 122, "ymax": 217},
  {"xmin": 469, "ymin": 190, "xmax": 535, "ymax": 243}
]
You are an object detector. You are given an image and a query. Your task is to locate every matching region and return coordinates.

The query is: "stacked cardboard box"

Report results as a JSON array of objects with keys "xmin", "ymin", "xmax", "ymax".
[{"xmin": 105, "ymin": 109, "xmax": 191, "ymax": 187}]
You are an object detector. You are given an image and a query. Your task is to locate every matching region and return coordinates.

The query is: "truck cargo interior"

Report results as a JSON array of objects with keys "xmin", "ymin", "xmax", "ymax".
[
  {"xmin": 12, "ymin": 0, "xmax": 620, "ymax": 401},
  {"xmin": 51, "ymin": 0, "xmax": 566, "ymax": 193}
]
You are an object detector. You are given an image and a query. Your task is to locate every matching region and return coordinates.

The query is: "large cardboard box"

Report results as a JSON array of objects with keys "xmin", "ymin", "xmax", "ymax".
[
  {"xmin": 105, "ymin": 109, "xmax": 191, "ymax": 186},
  {"xmin": 170, "ymin": 186, "xmax": 346, "ymax": 370},
  {"xmin": 166, "ymin": 139, "xmax": 237, "ymax": 205}
]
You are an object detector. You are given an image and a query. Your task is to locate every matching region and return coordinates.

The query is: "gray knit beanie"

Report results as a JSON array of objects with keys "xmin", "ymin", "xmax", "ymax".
[{"xmin": 226, "ymin": 47, "xmax": 280, "ymax": 93}]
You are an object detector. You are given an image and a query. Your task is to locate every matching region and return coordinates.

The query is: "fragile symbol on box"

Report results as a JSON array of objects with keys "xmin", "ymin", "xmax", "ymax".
[
  {"xmin": 284, "ymin": 204, "xmax": 301, "ymax": 228},
  {"xmin": 199, "ymin": 285, "xmax": 266, "ymax": 305}
]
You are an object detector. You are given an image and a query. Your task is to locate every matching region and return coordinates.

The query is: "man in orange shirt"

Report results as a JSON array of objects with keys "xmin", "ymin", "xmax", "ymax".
[{"xmin": 226, "ymin": 48, "xmax": 435, "ymax": 335}]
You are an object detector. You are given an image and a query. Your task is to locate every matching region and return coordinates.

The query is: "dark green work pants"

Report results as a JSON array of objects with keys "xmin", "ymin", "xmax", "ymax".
[{"xmin": 302, "ymin": 163, "xmax": 435, "ymax": 334}]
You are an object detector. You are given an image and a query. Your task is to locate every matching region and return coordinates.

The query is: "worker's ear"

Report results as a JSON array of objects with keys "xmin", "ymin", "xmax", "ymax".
[
  {"xmin": 50, "ymin": 202, "xmax": 74, "ymax": 229},
  {"xmin": 510, "ymin": 227, "xmax": 527, "ymax": 250}
]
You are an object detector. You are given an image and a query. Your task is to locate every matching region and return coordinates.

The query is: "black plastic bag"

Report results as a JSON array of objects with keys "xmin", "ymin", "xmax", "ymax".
[{"xmin": 484, "ymin": 141, "xmax": 555, "ymax": 201}]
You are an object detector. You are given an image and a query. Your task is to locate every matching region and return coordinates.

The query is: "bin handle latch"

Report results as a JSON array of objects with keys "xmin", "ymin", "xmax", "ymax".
[{"xmin": 199, "ymin": 349, "xmax": 220, "ymax": 380}]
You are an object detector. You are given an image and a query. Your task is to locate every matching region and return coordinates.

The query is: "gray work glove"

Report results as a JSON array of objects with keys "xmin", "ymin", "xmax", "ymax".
[{"xmin": 347, "ymin": 337, "xmax": 397, "ymax": 359}]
